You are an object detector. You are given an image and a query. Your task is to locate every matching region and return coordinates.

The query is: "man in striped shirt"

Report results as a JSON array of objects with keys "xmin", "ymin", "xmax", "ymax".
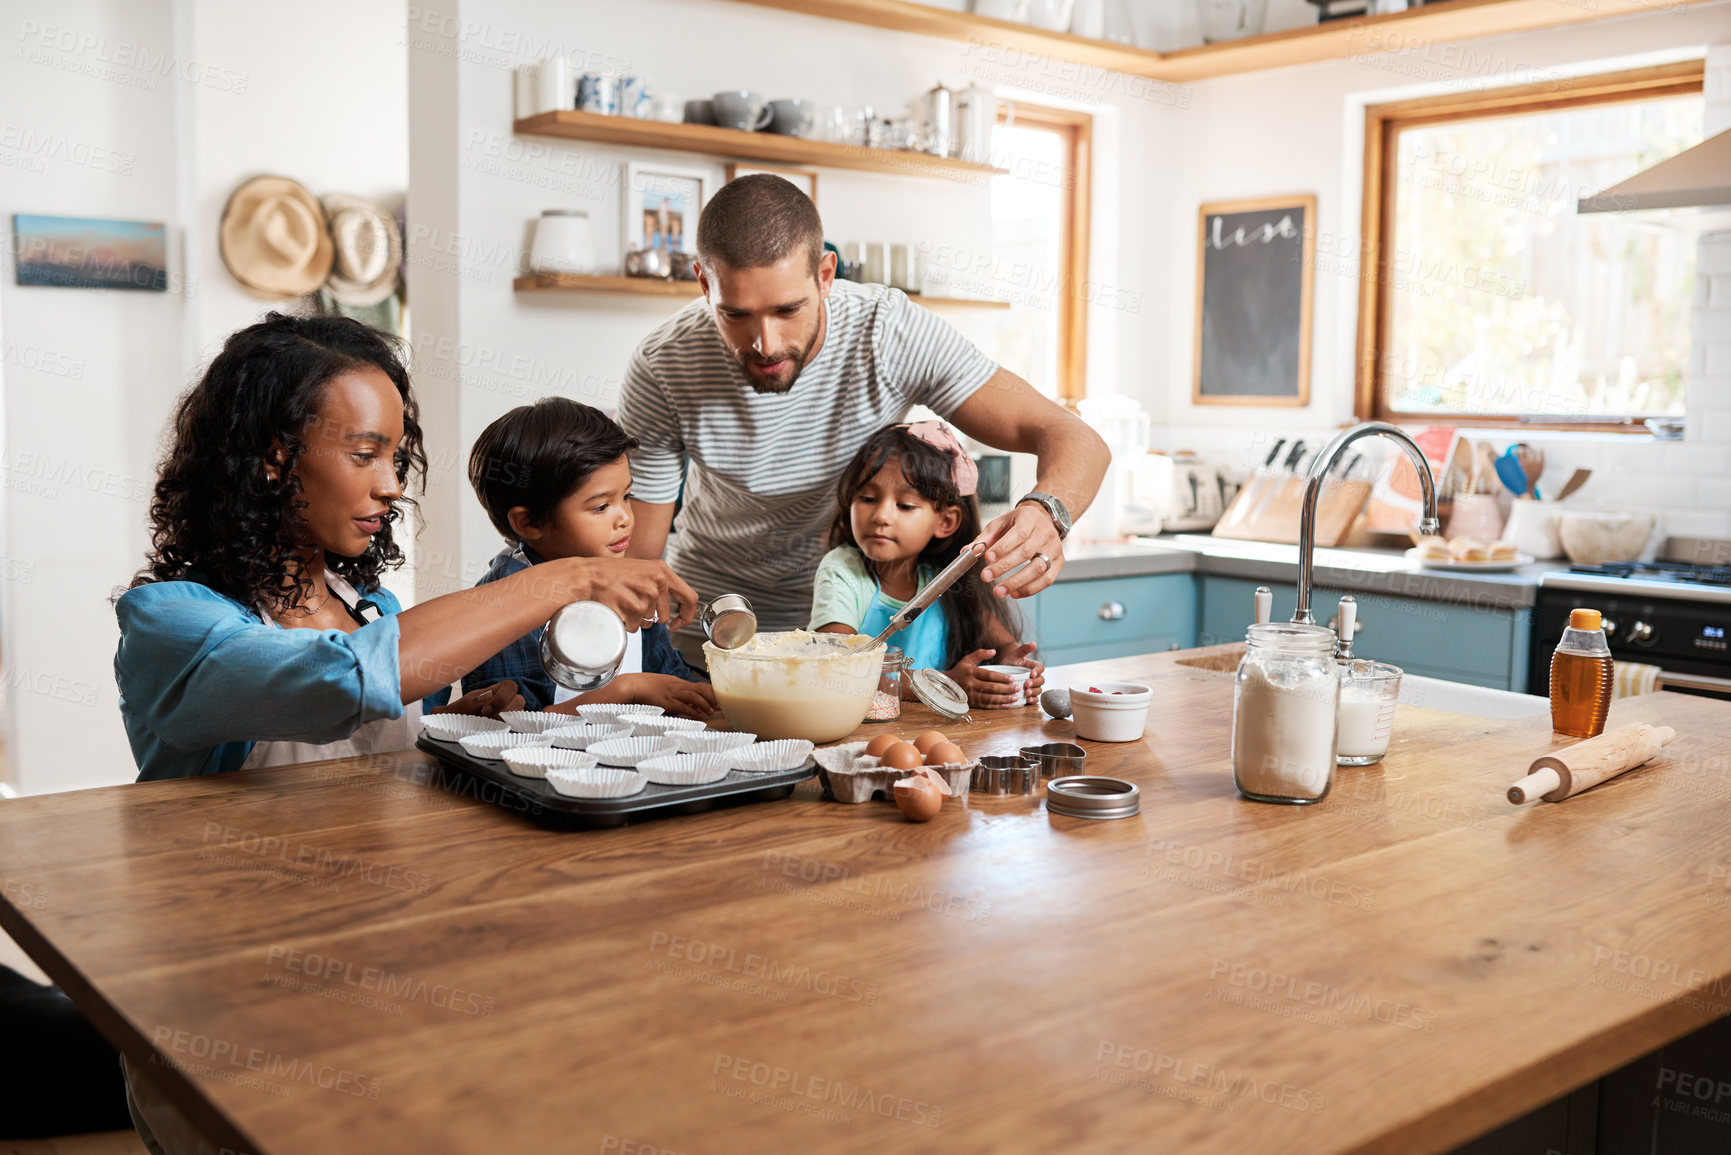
[{"xmin": 618, "ymin": 174, "xmax": 1109, "ymax": 663}]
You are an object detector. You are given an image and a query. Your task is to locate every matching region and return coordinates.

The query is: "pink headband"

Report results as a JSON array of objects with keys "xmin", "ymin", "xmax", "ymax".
[{"xmin": 902, "ymin": 421, "xmax": 978, "ymax": 497}]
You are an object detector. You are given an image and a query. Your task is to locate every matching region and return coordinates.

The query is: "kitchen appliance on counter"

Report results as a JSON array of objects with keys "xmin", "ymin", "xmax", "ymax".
[
  {"xmin": 1535, "ymin": 557, "xmax": 1731, "ymax": 701},
  {"xmin": 1137, "ymin": 452, "xmax": 1231, "ymax": 533}
]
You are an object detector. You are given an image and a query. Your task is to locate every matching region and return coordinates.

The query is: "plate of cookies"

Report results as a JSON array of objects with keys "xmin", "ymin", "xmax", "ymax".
[{"xmin": 1406, "ymin": 536, "xmax": 1533, "ymax": 572}]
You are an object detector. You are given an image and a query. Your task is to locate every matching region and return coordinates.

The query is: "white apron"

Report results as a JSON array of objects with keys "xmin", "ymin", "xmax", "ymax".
[{"xmin": 239, "ymin": 570, "xmax": 419, "ymax": 769}]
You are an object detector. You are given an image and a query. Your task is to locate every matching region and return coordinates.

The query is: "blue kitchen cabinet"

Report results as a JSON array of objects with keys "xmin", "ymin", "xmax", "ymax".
[
  {"xmin": 1026, "ymin": 573, "xmax": 1197, "ymax": 667},
  {"xmin": 1197, "ymin": 575, "xmax": 1530, "ymax": 692}
]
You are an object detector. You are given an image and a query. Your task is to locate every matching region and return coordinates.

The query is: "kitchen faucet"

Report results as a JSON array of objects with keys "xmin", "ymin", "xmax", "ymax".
[{"xmin": 1292, "ymin": 421, "xmax": 1440, "ymax": 626}]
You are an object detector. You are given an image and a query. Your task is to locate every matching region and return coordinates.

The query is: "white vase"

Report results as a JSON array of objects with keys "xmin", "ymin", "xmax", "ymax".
[
  {"xmin": 1026, "ymin": 0, "xmax": 1078, "ymax": 31},
  {"xmin": 1103, "ymin": 0, "xmax": 1137, "ymax": 44},
  {"xmin": 971, "ymin": 0, "xmax": 1028, "ymax": 19},
  {"xmin": 1070, "ymin": 0, "xmax": 1105, "ymax": 38}
]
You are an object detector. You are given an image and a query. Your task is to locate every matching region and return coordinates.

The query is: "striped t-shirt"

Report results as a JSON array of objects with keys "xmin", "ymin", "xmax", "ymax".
[{"xmin": 617, "ymin": 278, "xmax": 997, "ymax": 634}]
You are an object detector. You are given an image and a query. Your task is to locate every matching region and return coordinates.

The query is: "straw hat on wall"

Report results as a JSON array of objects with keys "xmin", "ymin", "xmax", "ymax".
[
  {"xmin": 321, "ymin": 193, "xmax": 401, "ymax": 307},
  {"xmin": 219, "ymin": 175, "xmax": 333, "ymax": 300}
]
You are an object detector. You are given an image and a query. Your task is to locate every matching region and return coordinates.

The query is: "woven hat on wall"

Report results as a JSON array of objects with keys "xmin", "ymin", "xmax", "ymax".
[
  {"xmin": 321, "ymin": 193, "xmax": 401, "ymax": 307},
  {"xmin": 218, "ymin": 175, "xmax": 334, "ymax": 300}
]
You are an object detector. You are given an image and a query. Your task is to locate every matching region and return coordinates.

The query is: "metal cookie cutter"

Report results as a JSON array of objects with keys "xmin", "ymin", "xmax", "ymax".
[
  {"xmin": 1019, "ymin": 742, "xmax": 1086, "ymax": 779},
  {"xmin": 972, "ymin": 755, "xmax": 1040, "ymax": 796},
  {"xmin": 1046, "ymin": 776, "xmax": 1140, "ymax": 820}
]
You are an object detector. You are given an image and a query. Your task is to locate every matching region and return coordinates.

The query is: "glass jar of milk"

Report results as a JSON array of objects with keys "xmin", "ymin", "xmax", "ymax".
[{"xmin": 1231, "ymin": 623, "xmax": 1340, "ymax": 804}]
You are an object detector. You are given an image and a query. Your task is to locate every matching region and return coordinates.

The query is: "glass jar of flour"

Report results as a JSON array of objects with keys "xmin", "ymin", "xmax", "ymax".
[{"xmin": 1231, "ymin": 623, "xmax": 1340, "ymax": 804}]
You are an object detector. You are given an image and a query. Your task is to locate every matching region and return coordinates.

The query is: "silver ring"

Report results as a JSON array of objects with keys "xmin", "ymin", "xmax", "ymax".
[
  {"xmin": 1035, "ymin": 552, "xmax": 1052, "ymax": 571},
  {"xmin": 643, "ymin": 611, "xmax": 660, "ymax": 625}
]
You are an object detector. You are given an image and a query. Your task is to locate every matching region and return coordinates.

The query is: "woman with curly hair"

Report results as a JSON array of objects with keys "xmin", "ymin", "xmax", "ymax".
[{"xmin": 114, "ymin": 313, "xmax": 698, "ymax": 782}]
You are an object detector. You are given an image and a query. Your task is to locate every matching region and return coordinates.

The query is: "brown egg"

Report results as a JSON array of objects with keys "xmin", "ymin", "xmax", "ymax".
[
  {"xmin": 864, "ymin": 733, "xmax": 905, "ymax": 758},
  {"xmin": 893, "ymin": 776, "xmax": 943, "ymax": 822},
  {"xmin": 911, "ymin": 730, "xmax": 949, "ymax": 755},
  {"xmin": 880, "ymin": 742, "xmax": 923, "ymax": 771},
  {"xmin": 925, "ymin": 741, "xmax": 965, "ymax": 767}
]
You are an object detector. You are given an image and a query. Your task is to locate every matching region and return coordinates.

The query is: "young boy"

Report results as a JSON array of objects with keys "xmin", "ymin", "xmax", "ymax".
[{"xmin": 463, "ymin": 398, "xmax": 715, "ymax": 718}]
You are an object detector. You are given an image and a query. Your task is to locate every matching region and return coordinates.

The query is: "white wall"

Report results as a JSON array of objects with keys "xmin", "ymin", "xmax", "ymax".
[
  {"xmin": 404, "ymin": 0, "xmax": 1180, "ymax": 600},
  {"xmin": 1146, "ymin": 4, "xmax": 1731, "ymax": 542},
  {"xmin": 0, "ymin": 0, "xmax": 407, "ymax": 794}
]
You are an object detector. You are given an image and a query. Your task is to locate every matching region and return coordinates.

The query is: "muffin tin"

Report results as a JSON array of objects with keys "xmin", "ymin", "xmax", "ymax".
[{"xmin": 415, "ymin": 733, "xmax": 817, "ymax": 827}]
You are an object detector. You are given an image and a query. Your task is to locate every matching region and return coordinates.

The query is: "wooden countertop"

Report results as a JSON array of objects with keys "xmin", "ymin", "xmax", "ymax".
[{"xmin": 4, "ymin": 645, "xmax": 1731, "ymax": 1154}]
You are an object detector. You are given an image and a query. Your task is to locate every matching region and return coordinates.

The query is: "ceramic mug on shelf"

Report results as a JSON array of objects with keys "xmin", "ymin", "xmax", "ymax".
[
  {"xmin": 712, "ymin": 91, "xmax": 773, "ymax": 132},
  {"xmin": 767, "ymin": 98, "xmax": 814, "ymax": 137}
]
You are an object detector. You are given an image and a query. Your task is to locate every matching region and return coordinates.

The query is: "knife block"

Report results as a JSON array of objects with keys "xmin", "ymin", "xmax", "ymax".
[{"xmin": 1211, "ymin": 476, "xmax": 1373, "ymax": 547}]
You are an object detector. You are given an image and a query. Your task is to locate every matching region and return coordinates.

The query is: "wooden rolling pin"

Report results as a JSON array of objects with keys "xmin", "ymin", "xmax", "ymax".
[{"xmin": 1507, "ymin": 723, "xmax": 1677, "ymax": 804}]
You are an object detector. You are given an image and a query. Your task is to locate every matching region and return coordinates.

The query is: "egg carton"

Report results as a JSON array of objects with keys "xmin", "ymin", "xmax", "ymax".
[{"xmin": 812, "ymin": 741, "xmax": 974, "ymax": 804}]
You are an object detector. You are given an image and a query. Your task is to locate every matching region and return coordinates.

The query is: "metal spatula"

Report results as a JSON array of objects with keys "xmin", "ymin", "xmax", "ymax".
[{"xmin": 847, "ymin": 542, "xmax": 987, "ymax": 655}]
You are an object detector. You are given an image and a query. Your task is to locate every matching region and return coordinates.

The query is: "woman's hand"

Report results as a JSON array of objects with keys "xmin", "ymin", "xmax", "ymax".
[
  {"xmin": 550, "ymin": 557, "xmax": 701, "ymax": 632},
  {"xmin": 948, "ymin": 648, "xmax": 1026, "ymax": 710},
  {"xmin": 429, "ymin": 680, "xmax": 523, "ymax": 718}
]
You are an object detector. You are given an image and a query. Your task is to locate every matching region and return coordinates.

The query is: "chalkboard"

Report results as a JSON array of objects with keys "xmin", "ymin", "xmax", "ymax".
[{"xmin": 1193, "ymin": 196, "xmax": 1315, "ymax": 406}]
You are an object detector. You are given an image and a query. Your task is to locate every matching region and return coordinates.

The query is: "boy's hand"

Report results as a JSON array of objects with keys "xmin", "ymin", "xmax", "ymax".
[
  {"xmin": 431, "ymin": 680, "xmax": 524, "ymax": 718},
  {"xmin": 612, "ymin": 673, "xmax": 718, "ymax": 720},
  {"xmin": 947, "ymin": 649, "xmax": 1025, "ymax": 710}
]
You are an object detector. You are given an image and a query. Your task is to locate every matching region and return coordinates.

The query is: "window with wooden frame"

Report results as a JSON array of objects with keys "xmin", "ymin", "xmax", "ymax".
[
  {"xmin": 984, "ymin": 103, "xmax": 1092, "ymax": 403},
  {"xmin": 1356, "ymin": 61, "xmax": 1705, "ymax": 430}
]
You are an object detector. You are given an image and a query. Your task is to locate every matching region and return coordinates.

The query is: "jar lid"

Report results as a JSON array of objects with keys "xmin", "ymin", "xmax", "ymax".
[
  {"xmin": 1046, "ymin": 776, "xmax": 1140, "ymax": 820},
  {"xmin": 907, "ymin": 668, "xmax": 970, "ymax": 721}
]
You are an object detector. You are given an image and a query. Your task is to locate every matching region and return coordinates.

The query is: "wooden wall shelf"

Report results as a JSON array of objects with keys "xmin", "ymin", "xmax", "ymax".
[
  {"xmin": 724, "ymin": 0, "xmax": 1718, "ymax": 84},
  {"xmin": 513, "ymin": 273, "xmax": 1011, "ymax": 308},
  {"xmin": 513, "ymin": 110, "xmax": 1006, "ymax": 183}
]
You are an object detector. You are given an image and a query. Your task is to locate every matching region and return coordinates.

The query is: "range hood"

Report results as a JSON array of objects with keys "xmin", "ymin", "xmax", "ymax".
[{"xmin": 1577, "ymin": 128, "xmax": 1731, "ymax": 228}]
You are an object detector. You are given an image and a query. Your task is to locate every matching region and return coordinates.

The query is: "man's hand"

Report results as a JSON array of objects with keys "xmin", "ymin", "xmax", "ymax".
[
  {"xmin": 976, "ymin": 503, "xmax": 1065, "ymax": 598},
  {"xmin": 430, "ymin": 680, "xmax": 524, "ymax": 718}
]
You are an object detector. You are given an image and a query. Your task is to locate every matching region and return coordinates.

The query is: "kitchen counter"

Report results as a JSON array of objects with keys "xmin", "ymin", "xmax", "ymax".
[
  {"xmin": 1058, "ymin": 534, "xmax": 1556, "ymax": 610},
  {"xmin": 4, "ymin": 649, "xmax": 1729, "ymax": 1153}
]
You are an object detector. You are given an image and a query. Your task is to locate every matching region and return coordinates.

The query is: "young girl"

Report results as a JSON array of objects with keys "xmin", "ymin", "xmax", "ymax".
[{"xmin": 810, "ymin": 422, "xmax": 1044, "ymax": 708}]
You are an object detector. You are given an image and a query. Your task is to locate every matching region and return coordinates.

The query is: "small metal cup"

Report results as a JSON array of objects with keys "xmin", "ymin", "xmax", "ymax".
[
  {"xmin": 540, "ymin": 601, "xmax": 627, "ymax": 692},
  {"xmin": 700, "ymin": 593, "xmax": 756, "ymax": 650}
]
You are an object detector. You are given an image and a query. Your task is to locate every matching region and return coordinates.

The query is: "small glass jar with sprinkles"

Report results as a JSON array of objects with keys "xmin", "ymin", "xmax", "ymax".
[{"xmin": 867, "ymin": 647, "xmax": 906, "ymax": 722}]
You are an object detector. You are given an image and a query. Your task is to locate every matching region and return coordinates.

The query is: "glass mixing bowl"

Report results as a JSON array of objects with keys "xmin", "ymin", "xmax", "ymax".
[{"xmin": 704, "ymin": 631, "xmax": 884, "ymax": 743}]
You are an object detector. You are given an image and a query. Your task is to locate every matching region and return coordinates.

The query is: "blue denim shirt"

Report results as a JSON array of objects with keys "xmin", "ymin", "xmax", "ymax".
[
  {"xmin": 114, "ymin": 579, "xmax": 408, "ymax": 782},
  {"xmin": 459, "ymin": 544, "xmax": 701, "ymax": 710}
]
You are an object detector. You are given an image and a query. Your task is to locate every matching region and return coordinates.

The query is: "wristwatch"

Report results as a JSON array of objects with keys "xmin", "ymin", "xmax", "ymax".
[{"xmin": 1017, "ymin": 492, "xmax": 1072, "ymax": 540}]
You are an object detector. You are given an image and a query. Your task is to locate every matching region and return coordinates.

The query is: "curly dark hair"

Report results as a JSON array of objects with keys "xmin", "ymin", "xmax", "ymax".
[
  {"xmin": 133, "ymin": 313, "xmax": 426, "ymax": 612},
  {"xmin": 826, "ymin": 425, "xmax": 1020, "ymax": 668}
]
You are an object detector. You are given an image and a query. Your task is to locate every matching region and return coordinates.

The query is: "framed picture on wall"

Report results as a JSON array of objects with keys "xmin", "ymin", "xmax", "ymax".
[
  {"xmin": 622, "ymin": 162, "xmax": 705, "ymax": 256},
  {"xmin": 1193, "ymin": 195, "xmax": 1315, "ymax": 407},
  {"xmin": 12, "ymin": 214, "xmax": 169, "ymax": 291},
  {"xmin": 724, "ymin": 162, "xmax": 818, "ymax": 207}
]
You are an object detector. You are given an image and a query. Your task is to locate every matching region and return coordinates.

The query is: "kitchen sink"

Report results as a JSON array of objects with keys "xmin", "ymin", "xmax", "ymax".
[{"xmin": 1173, "ymin": 647, "xmax": 1550, "ymax": 720}]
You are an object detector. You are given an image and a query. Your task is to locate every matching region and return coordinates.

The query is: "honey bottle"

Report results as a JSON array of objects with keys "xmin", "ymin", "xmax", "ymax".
[{"xmin": 1550, "ymin": 608, "xmax": 1613, "ymax": 739}]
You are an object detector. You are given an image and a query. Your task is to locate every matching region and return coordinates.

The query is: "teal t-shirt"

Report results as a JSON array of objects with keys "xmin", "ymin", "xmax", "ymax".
[{"xmin": 808, "ymin": 547, "xmax": 951, "ymax": 671}]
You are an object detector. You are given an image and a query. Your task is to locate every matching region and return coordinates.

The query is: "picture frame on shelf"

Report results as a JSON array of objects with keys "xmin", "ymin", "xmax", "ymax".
[
  {"xmin": 724, "ymin": 162, "xmax": 818, "ymax": 207},
  {"xmin": 621, "ymin": 161, "xmax": 706, "ymax": 261}
]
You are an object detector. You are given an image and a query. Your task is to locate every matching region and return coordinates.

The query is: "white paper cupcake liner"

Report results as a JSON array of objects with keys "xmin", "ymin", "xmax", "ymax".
[
  {"xmin": 420, "ymin": 715, "xmax": 508, "ymax": 742},
  {"xmin": 629, "ymin": 715, "xmax": 709, "ymax": 738},
  {"xmin": 500, "ymin": 747, "xmax": 600, "ymax": 779},
  {"xmin": 638, "ymin": 752, "xmax": 734, "ymax": 785},
  {"xmin": 672, "ymin": 730, "xmax": 758, "ymax": 755},
  {"xmin": 587, "ymin": 736, "xmax": 678, "ymax": 768},
  {"xmin": 733, "ymin": 739, "xmax": 816, "ymax": 774},
  {"xmin": 498, "ymin": 710, "xmax": 575, "ymax": 735},
  {"xmin": 544, "ymin": 767, "xmax": 648, "ymax": 799},
  {"xmin": 458, "ymin": 731, "xmax": 554, "ymax": 760},
  {"xmin": 544, "ymin": 722, "xmax": 633, "ymax": 749},
  {"xmin": 575, "ymin": 703, "xmax": 665, "ymax": 721}
]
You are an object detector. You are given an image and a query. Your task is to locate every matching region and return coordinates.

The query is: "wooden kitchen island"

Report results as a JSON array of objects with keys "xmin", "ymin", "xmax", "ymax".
[{"xmin": 3, "ymin": 645, "xmax": 1730, "ymax": 1154}]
